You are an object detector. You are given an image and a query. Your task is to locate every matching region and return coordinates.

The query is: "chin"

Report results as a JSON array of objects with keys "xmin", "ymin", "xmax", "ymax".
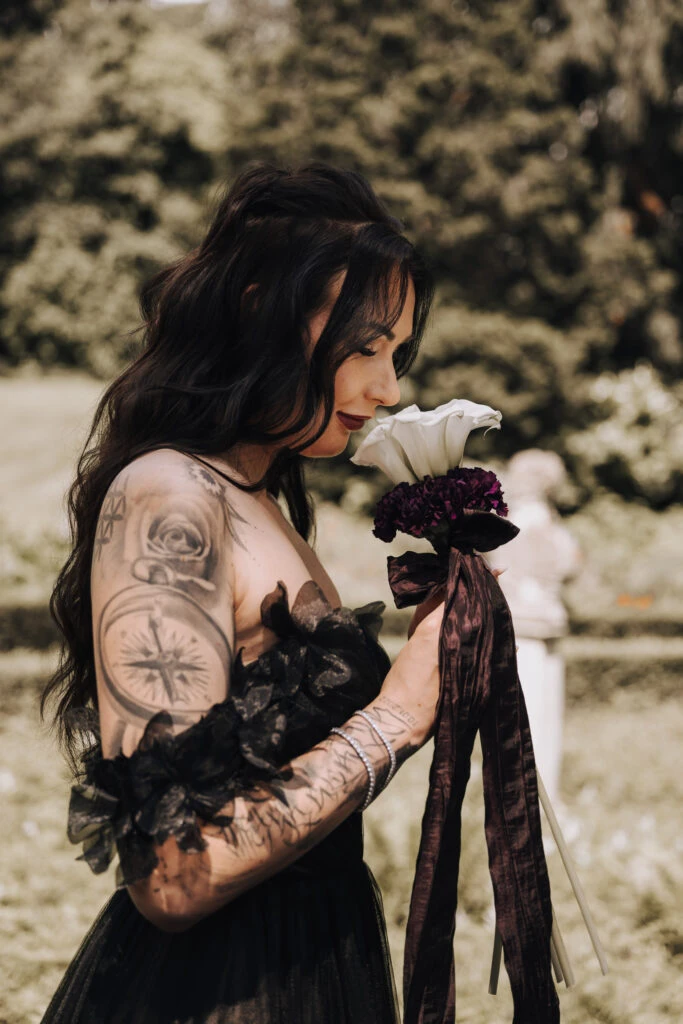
[{"xmin": 300, "ymin": 430, "xmax": 350, "ymax": 459}]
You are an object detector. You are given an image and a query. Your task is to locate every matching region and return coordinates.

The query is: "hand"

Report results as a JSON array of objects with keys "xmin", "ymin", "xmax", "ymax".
[
  {"xmin": 374, "ymin": 568, "xmax": 507, "ymax": 750},
  {"xmin": 407, "ymin": 567, "xmax": 505, "ymax": 638},
  {"xmin": 407, "ymin": 584, "xmax": 446, "ymax": 639},
  {"xmin": 373, "ymin": 594, "xmax": 445, "ymax": 750}
]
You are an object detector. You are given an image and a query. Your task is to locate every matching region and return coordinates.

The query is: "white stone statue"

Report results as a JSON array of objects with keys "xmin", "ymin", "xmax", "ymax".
[{"xmin": 485, "ymin": 450, "xmax": 582, "ymax": 803}]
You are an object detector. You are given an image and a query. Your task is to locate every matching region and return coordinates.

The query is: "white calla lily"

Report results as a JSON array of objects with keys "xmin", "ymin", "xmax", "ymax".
[{"xmin": 350, "ymin": 398, "xmax": 502, "ymax": 485}]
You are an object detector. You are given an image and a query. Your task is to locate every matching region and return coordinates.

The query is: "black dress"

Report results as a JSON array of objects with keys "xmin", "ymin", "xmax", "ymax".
[{"xmin": 41, "ymin": 577, "xmax": 400, "ymax": 1024}]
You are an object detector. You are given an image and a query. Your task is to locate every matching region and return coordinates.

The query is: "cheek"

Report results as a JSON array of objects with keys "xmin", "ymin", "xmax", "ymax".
[{"xmin": 333, "ymin": 360, "xmax": 360, "ymax": 406}]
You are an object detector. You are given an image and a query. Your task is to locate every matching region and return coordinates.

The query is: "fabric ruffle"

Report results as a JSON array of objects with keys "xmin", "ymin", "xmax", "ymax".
[{"xmin": 67, "ymin": 579, "xmax": 390, "ymax": 888}]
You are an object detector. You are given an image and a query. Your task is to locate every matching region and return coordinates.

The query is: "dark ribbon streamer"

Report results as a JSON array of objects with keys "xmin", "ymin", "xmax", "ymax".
[{"xmin": 387, "ymin": 511, "xmax": 560, "ymax": 1024}]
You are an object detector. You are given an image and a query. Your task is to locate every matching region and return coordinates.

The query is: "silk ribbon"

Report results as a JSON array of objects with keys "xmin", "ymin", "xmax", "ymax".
[{"xmin": 387, "ymin": 511, "xmax": 560, "ymax": 1024}]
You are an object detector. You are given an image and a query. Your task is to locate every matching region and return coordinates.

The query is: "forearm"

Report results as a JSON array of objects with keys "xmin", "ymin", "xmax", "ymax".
[{"xmin": 129, "ymin": 696, "xmax": 418, "ymax": 931}]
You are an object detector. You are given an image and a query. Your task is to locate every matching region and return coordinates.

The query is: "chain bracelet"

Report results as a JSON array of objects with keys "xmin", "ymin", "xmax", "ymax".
[
  {"xmin": 351, "ymin": 710, "xmax": 398, "ymax": 791},
  {"xmin": 329, "ymin": 727, "xmax": 376, "ymax": 811}
]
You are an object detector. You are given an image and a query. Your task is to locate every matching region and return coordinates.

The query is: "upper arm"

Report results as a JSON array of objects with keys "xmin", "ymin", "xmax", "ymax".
[{"xmin": 91, "ymin": 450, "xmax": 243, "ymax": 759}]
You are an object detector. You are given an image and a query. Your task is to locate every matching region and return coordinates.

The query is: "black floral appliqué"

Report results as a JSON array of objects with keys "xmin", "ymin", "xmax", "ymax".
[{"xmin": 67, "ymin": 580, "xmax": 391, "ymax": 887}]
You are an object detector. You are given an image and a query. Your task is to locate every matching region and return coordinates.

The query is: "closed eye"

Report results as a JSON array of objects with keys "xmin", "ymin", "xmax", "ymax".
[{"xmin": 359, "ymin": 342, "xmax": 412, "ymax": 368}]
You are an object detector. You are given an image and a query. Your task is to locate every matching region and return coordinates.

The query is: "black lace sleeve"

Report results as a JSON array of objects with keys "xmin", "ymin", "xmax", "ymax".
[{"xmin": 66, "ymin": 580, "xmax": 391, "ymax": 888}]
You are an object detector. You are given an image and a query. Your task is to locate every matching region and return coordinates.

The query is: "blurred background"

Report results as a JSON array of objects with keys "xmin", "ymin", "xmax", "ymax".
[{"xmin": 0, "ymin": 0, "xmax": 681, "ymax": 1021}]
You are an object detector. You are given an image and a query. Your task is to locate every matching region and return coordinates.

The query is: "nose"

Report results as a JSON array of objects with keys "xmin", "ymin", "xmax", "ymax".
[{"xmin": 369, "ymin": 355, "xmax": 402, "ymax": 410}]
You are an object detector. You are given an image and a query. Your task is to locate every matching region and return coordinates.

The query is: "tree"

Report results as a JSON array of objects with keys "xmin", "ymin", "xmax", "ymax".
[
  {"xmin": 0, "ymin": 0, "xmax": 280, "ymax": 372},
  {"xmin": 237, "ymin": 0, "xmax": 683, "ymax": 505},
  {"xmin": 2, "ymin": 0, "xmax": 682, "ymax": 506}
]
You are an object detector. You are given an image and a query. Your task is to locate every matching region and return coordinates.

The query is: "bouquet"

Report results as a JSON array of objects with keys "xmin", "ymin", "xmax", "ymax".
[{"xmin": 351, "ymin": 399, "xmax": 608, "ymax": 1024}]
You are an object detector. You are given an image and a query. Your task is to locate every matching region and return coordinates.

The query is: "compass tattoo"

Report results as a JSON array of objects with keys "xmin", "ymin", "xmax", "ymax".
[
  {"xmin": 93, "ymin": 457, "xmax": 243, "ymax": 737},
  {"xmin": 121, "ymin": 601, "xmax": 209, "ymax": 704},
  {"xmin": 99, "ymin": 585, "xmax": 231, "ymax": 726}
]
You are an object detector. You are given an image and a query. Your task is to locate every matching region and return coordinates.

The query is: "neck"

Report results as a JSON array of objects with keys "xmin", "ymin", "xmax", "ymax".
[{"xmin": 215, "ymin": 441, "xmax": 280, "ymax": 494}]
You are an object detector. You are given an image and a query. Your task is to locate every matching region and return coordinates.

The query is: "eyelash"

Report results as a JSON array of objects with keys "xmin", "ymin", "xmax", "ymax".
[{"xmin": 360, "ymin": 344, "xmax": 409, "ymax": 373}]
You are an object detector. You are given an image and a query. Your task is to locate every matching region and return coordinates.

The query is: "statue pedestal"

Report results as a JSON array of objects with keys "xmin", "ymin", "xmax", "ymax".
[
  {"xmin": 484, "ymin": 449, "xmax": 582, "ymax": 805},
  {"xmin": 515, "ymin": 637, "xmax": 565, "ymax": 804}
]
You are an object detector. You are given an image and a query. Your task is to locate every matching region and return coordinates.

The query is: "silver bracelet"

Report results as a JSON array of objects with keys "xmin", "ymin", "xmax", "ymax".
[
  {"xmin": 329, "ymin": 727, "xmax": 376, "ymax": 812},
  {"xmin": 352, "ymin": 710, "xmax": 397, "ymax": 790}
]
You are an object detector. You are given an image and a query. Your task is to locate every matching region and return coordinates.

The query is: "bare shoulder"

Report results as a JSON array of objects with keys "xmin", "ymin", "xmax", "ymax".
[
  {"xmin": 97, "ymin": 448, "xmax": 252, "ymax": 559},
  {"xmin": 91, "ymin": 448, "xmax": 245, "ymax": 758},
  {"xmin": 105, "ymin": 447, "xmax": 244, "ymax": 509}
]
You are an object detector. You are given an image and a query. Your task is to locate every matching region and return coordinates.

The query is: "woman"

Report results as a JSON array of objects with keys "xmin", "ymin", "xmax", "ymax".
[{"xmin": 40, "ymin": 161, "xmax": 447, "ymax": 1023}]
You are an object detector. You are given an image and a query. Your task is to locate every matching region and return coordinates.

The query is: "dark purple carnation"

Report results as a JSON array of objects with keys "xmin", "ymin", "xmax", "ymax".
[{"xmin": 372, "ymin": 467, "xmax": 508, "ymax": 543}]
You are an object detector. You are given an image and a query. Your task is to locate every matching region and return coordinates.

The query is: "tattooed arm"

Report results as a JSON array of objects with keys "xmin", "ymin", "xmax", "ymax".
[
  {"xmin": 131, "ymin": 698, "xmax": 419, "ymax": 932},
  {"xmin": 128, "ymin": 630, "xmax": 441, "ymax": 933},
  {"xmin": 91, "ymin": 449, "xmax": 246, "ymax": 759},
  {"xmin": 91, "ymin": 449, "xmax": 442, "ymax": 932}
]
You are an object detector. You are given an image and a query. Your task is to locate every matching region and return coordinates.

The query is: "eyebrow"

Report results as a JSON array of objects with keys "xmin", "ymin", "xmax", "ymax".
[{"xmin": 379, "ymin": 328, "xmax": 414, "ymax": 346}]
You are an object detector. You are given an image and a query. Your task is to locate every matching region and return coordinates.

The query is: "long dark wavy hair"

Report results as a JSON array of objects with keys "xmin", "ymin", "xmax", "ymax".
[{"xmin": 42, "ymin": 160, "xmax": 436, "ymax": 770}]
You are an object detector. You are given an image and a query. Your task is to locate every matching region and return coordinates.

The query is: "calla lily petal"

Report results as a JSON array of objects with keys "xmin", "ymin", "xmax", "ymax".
[{"xmin": 351, "ymin": 399, "xmax": 502, "ymax": 484}]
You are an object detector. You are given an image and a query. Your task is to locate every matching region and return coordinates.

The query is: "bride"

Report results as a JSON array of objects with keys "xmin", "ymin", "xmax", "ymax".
[{"xmin": 40, "ymin": 160, "xmax": 449, "ymax": 1023}]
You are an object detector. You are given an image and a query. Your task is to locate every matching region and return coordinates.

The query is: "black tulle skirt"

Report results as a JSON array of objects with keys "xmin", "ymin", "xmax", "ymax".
[{"xmin": 40, "ymin": 822, "xmax": 400, "ymax": 1024}]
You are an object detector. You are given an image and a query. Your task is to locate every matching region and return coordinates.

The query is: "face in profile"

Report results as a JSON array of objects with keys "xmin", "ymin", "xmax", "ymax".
[{"xmin": 295, "ymin": 269, "xmax": 416, "ymax": 460}]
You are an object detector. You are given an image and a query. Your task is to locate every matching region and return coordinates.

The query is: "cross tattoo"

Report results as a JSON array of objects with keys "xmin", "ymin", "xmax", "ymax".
[{"xmin": 95, "ymin": 486, "xmax": 126, "ymax": 560}]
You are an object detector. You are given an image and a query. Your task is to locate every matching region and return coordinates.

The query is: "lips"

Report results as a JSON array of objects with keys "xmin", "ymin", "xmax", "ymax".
[{"xmin": 337, "ymin": 412, "xmax": 368, "ymax": 430}]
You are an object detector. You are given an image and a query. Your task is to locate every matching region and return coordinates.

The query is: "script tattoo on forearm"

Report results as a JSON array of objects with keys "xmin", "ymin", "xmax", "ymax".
[
  {"xmin": 361, "ymin": 695, "xmax": 420, "ymax": 767},
  {"xmin": 142, "ymin": 718, "xmax": 407, "ymax": 916},
  {"xmin": 169, "ymin": 711, "xmax": 416, "ymax": 913},
  {"xmin": 203, "ymin": 725, "xmax": 385, "ymax": 902},
  {"xmin": 127, "ymin": 667, "xmax": 424, "ymax": 919}
]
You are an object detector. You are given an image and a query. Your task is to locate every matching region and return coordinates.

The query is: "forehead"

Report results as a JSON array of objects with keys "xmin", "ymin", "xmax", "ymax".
[{"xmin": 327, "ymin": 266, "xmax": 415, "ymax": 322}]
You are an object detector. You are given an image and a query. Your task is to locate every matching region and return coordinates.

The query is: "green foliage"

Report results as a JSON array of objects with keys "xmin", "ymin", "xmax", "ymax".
[
  {"xmin": 1, "ymin": 0, "xmax": 682, "ymax": 506},
  {"xmin": 246, "ymin": 0, "xmax": 683, "ymax": 505},
  {"xmin": 416, "ymin": 304, "xmax": 579, "ymax": 456},
  {"xmin": 0, "ymin": 0, "xmax": 270, "ymax": 372},
  {"xmin": 0, "ymin": 0, "xmax": 63, "ymax": 37},
  {"xmin": 565, "ymin": 363, "xmax": 683, "ymax": 507},
  {"xmin": 562, "ymin": 489, "xmax": 683, "ymax": 618}
]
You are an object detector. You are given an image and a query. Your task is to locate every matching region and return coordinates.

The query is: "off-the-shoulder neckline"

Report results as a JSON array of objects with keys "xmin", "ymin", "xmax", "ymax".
[
  {"xmin": 237, "ymin": 576, "xmax": 387, "ymax": 670},
  {"xmin": 65, "ymin": 576, "xmax": 389, "ymax": 777},
  {"xmin": 131, "ymin": 448, "xmax": 387, "ymax": 668}
]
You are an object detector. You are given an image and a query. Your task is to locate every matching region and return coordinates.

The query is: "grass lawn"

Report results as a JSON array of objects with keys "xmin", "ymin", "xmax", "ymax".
[
  {"xmin": 1, "ymin": 652, "xmax": 681, "ymax": 1023},
  {"xmin": 0, "ymin": 372, "xmax": 105, "ymax": 605},
  {"xmin": 0, "ymin": 372, "xmax": 104, "ymax": 538}
]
